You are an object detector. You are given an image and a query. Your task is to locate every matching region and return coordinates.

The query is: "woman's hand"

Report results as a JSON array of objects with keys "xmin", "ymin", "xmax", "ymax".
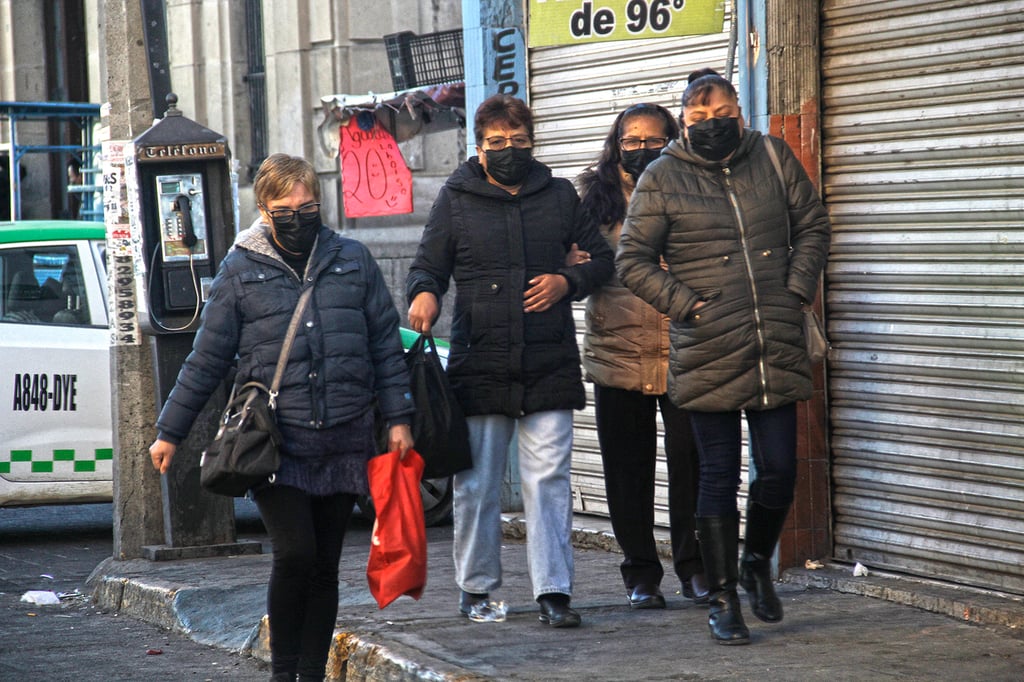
[
  {"xmin": 388, "ymin": 424, "xmax": 414, "ymax": 460},
  {"xmin": 408, "ymin": 292, "xmax": 439, "ymax": 334},
  {"xmin": 149, "ymin": 439, "xmax": 176, "ymax": 474},
  {"xmin": 524, "ymin": 274, "xmax": 569, "ymax": 313},
  {"xmin": 565, "ymin": 242, "xmax": 591, "ymax": 266}
]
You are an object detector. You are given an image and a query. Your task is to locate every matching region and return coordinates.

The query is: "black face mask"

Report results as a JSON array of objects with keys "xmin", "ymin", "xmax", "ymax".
[
  {"xmin": 484, "ymin": 147, "xmax": 533, "ymax": 187},
  {"xmin": 686, "ymin": 116, "xmax": 742, "ymax": 162},
  {"xmin": 620, "ymin": 148, "xmax": 663, "ymax": 181},
  {"xmin": 271, "ymin": 211, "xmax": 320, "ymax": 256}
]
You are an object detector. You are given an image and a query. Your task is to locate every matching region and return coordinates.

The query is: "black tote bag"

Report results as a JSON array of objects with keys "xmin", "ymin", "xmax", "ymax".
[{"xmin": 405, "ymin": 333, "xmax": 472, "ymax": 479}]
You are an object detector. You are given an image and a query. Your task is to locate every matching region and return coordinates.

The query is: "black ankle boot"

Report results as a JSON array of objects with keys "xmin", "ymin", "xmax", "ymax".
[
  {"xmin": 739, "ymin": 502, "xmax": 790, "ymax": 623},
  {"xmin": 696, "ymin": 514, "xmax": 749, "ymax": 645}
]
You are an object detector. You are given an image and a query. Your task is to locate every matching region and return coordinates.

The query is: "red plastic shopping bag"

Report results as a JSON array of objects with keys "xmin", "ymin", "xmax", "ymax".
[{"xmin": 366, "ymin": 448, "xmax": 427, "ymax": 608}]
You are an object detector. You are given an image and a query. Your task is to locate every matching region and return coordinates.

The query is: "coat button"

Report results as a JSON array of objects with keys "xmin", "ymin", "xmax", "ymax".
[
  {"xmin": 762, "ymin": 249, "xmax": 772, "ymax": 256},
  {"xmin": 722, "ymin": 256, "xmax": 730, "ymax": 263},
  {"xmin": 644, "ymin": 383, "xmax": 653, "ymax": 391},
  {"xmin": 257, "ymin": 273, "xmax": 265, "ymax": 279},
  {"xmin": 490, "ymin": 283, "xmax": 498, "ymax": 291},
  {"xmin": 693, "ymin": 313, "xmax": 701, "ymax": 320},
  {"xmin": 305, "ymin": 321, "xmax": 314, "ymax": 328}
]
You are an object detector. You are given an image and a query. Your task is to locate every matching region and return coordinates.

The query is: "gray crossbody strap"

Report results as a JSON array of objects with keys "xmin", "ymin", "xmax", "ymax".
[{"xmin": 268, "ymin": 287, "xmax": 313, "ymax": 408}]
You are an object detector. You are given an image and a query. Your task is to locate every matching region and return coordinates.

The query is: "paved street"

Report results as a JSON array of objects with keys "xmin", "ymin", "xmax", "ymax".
[{"xmin": 0, "ymin": 502, "xmax": 268, "ymax": 681}]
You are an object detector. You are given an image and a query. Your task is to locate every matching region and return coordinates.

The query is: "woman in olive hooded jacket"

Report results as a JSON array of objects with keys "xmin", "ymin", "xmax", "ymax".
[{"xmin": 617, "ymin": 70, "xmax": 830, "ymax": 645}]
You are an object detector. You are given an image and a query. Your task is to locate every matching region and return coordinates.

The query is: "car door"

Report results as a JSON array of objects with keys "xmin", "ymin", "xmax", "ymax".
[{"xmin": 0, "ymin": 236, "xmax": 113, "ymax": 506}]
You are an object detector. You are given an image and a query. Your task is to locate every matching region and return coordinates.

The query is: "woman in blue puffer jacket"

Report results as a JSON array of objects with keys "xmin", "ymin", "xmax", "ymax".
[{"xmin": 149, "ymin": 153, "xmax": 414, "ymax": 682}]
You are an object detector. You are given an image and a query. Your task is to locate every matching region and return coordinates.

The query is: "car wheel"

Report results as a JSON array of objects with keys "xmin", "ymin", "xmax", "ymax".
[{"xmin": 357, "ymin": 475, "xmax": 453, "ymax": 527}]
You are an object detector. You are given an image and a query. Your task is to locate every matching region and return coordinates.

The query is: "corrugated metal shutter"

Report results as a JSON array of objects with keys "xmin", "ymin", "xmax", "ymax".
[
  {"xmin": 821, "ymin": 0, "xmax": 1024, "ymax": 593},
  {"xmin": 528, "ymin": 20, "xmax": 739, "ymax": 526}
]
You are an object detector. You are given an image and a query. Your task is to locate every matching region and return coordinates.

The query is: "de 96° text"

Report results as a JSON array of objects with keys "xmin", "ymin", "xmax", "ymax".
[{"xmin": 570, "ymin": 0, "xmax": 687, "ymax": 38}]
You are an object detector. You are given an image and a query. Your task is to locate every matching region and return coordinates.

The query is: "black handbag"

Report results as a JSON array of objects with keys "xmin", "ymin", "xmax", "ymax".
[
  {"xmin": 200, "ymin": 288, "xmax": 312, "ymax": 496},
  {"xmin": 405, "ymin": 333, "xmax": 473, "ymax": 479},
  {"xmin": 764, "ymin": 137, "xmax": 830, "ymax": 364}
]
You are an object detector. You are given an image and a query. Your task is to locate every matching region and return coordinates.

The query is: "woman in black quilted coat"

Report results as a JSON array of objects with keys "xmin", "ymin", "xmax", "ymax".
[{"xmin": 617, "ymin": 70, "xmax": 830, "ymax": 645}]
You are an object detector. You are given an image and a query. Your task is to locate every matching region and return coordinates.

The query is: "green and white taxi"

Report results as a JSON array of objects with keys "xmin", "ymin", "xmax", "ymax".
[
  {"xmin": 1, "ymin": 221, "xmax": 452, "ymax": 524},
  {"xmin": 0, "ymin": 220, "xmax": 112, "ymax": 506}
]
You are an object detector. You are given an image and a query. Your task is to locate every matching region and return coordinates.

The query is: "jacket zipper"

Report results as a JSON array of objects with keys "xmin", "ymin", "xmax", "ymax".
[{"xmin": 723, "ymin": 167, "xmax": 770, "ymax": 407}]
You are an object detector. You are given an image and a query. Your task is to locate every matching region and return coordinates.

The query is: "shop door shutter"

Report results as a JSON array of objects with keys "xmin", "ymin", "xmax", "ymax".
[{"xmin": 821, "ymin": 0, "xmax": 1024, "ymax": 593}]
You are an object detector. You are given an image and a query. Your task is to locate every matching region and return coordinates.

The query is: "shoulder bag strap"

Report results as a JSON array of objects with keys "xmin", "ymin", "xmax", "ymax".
[
  {"xmin": 268, "ymin": 287, "xmax": 313, "ymax": 409},
  {"xmin": 762, "ymin": 136, "xmax": 790, "ymax": 250}
]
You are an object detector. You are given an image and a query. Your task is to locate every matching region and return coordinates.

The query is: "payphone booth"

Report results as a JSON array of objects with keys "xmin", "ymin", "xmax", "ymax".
[
  {"xmin": 127, "ymin": 95, "xmax": 257, "ymax": 558},
  {"xmin": 130, "ymin": 96, "xmax": 233, "ymax": 335}
]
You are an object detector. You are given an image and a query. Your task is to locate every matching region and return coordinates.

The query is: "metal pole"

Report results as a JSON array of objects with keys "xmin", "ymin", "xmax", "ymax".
[{"xmin": 103, "ymin": 0, "xmax": 164, "ymax": 559}]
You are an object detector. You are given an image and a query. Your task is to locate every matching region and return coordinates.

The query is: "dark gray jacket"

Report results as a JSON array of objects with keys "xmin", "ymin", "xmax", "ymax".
[
  {"xmin": 407, "ymin": 157, "xmax": 613, "ymax": 417},
  {"xmin": 157, "ymin": 223, "xmax": 413, "ymax": 443},
  {"xmin": 616, "ymin": 130, "xmax": 830, "ymax": 411}
]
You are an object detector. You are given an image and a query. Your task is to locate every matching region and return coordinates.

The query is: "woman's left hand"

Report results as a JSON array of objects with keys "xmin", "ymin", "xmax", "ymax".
[{"xmin": 388, "ymin": 424, "xmax": 414, "ymax": 460}]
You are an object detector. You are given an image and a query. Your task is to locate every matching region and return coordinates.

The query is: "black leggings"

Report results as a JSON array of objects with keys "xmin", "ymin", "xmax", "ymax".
[
  {"xmin": 253, "ymin": 485, "xmax": 357, "ymax": 678},
  {"xmin": 594, "ymin": 384, "xmax": 702, "ymax": 588}
]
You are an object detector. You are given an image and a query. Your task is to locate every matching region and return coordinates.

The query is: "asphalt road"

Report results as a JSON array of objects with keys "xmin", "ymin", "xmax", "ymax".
[{"xmin": 0, "ymin": 501, "xmax": 271, "ymax": 681}]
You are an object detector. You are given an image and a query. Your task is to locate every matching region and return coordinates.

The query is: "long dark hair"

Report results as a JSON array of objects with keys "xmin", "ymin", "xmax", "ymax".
[{"xmin": 577, "ymin": 103, "xmax": 678, "ymax": 228}]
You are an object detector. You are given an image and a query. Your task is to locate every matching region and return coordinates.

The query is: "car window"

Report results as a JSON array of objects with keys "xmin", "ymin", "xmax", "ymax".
[{"xmin": 1, "ymin": 245, "xmax": 92, "ymax": 326}]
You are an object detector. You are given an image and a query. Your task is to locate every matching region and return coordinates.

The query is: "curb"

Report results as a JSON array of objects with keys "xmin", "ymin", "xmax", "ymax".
[
  {"xmin": 783, "ymin": 563, "xmax": 1024, "ymax": 637},
  {"xmin": 90, "ymin": 520, "xmax": 1024, "ymax": 681}
]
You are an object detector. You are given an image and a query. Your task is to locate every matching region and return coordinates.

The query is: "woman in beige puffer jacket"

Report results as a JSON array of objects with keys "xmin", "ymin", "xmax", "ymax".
[{"xmin": 577, "ymin": 103, "xmax": 707, "ymax": 613}]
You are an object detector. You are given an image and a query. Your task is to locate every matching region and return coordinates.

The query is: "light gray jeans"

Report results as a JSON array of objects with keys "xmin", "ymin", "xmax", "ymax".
[{"xmin": 453, "ymin": 410, "xmax": 575, "ymax": 600}]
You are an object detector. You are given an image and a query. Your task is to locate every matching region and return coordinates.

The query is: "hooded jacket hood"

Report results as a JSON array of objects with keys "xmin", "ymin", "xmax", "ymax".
[{"xmin": 445, "ymin": 156, "xmax": 554, "ymax": 199}]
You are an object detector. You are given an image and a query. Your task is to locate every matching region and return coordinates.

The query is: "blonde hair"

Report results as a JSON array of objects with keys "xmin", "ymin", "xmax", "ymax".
[{"xmin": 253, "ymin": 153, "xmax": 320, "ymax": 206}]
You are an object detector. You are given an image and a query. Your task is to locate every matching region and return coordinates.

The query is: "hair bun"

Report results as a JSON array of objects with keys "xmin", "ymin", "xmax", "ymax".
[{"xmin": 688, "ymin": 67, "xmax": 719, "ymax": 84}]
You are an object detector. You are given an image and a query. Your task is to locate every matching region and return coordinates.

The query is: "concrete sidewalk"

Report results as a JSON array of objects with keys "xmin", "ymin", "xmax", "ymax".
[{"xmin": 89, "ymin": 514, "xmax": 1024, "ymax": 681}]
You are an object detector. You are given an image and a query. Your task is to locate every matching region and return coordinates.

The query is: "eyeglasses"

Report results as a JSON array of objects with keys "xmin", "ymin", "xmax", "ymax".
[
  {"xmin": 261, "ymin": 202, "xmax": 321, "ymax": 221},
  {"xmin": 619, "ymin": 137, "xmax": 669, "ymax": 151},
  {"xmin": 482, "ymin": 135, "xmax": 533, "ymax": 150}
]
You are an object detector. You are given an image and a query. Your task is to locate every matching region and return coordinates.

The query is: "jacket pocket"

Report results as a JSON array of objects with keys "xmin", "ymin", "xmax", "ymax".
[{"xmin": 318, "ymin": 259, "xmax": 365, "ymax": 309}]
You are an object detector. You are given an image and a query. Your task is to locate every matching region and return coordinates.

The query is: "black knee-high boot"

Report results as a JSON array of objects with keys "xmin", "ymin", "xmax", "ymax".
[
  {"xmin": 696, "ymin": 514, "xmax": 750, "ymax": 645},
  {"xmin": 739, "ymin": 501, "xmax": 790, "ymax": 623}
]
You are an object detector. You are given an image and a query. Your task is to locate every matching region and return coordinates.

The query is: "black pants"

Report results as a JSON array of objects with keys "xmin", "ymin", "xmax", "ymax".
[
  {"xmin": 253, "ymin": 485, "xmax": 357, "ymax": 678},
  {"xmin": 594, "ymin": 384, "xmax": 703, "ymax": 589}
]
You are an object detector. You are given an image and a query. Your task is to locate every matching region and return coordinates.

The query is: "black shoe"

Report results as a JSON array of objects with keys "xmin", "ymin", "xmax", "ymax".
[
  {"xmin": 696, "ymin": 515, "xmax": 751, "ymax": 646},
  {"xmin": 628, "ymin": 583, "xmax": 666, "ymax": 609},
  {"xmin": 458, "ymin": 590, "xmax": 488, "ymax": 617},
  {"xmin": 537, "ymin": 594, "xmax": 581, "ymax": 628},
  {"xmin": 739, "ymin": 502, "xmax": 790, "ymax": 623},
  {"xmin": 682, "ymin": 573, "xmax": 710, "ymax": 605},
  {"xmin": 739, "ymin": 553, "xmax": 784, "ymax": 623}
]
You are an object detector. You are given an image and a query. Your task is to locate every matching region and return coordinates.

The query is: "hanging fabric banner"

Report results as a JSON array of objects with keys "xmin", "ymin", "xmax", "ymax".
[{"xmin": 339, "ymin": 114, "xmax": 413, "ymax": 218}]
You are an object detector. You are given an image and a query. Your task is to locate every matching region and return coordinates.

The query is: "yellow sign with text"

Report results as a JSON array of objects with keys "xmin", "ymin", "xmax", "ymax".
[{"xmin": 528, "ymin": 0, "xmax": 725, "ymax": 48}]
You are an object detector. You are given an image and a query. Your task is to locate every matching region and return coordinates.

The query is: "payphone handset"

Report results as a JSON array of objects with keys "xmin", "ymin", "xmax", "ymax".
[{"xmin": 155, "ymin": 173, "xmax": 209, "ymax": 262}]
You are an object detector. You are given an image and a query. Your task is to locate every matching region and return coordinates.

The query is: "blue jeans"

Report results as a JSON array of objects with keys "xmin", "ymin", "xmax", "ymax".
[
  {"xmin": 689, "ymin": 403, "xmax": 797, "ymax": 517},
  {"xmin": 453, "ymin": 410, "xmax": 575, "ymax": 600}
]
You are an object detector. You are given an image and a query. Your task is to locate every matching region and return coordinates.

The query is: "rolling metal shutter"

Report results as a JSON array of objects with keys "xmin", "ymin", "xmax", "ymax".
[
  {"xmin": 821, "ymin": 0, "xmax": 1024, "ymax": 593},
  {"xmin": 528, "ymin": 20, "xmax": 736, "ymax": 526}
]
